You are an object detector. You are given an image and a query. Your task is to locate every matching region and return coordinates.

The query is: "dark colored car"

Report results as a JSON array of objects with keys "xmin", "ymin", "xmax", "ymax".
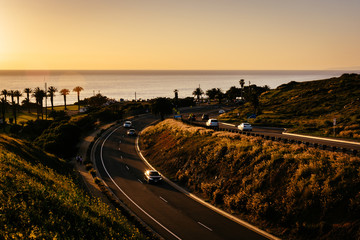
[
  {"xmin": 202, "ymin": 114, "xmax": 209, "ymax": 120},
  {"xmin": 127, "ymin": 129, "xmax": 136, "ymax": 136},
  {"xmin": 144, "ymin": 170, "xmax": 162, "ymax": 183}
]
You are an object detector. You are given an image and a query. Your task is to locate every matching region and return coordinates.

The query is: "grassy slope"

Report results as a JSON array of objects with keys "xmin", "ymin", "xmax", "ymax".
[
  {"xmin": 220, "ymin": 73, "xmax": 360, "ymax": 139},
  {"xmin": 0, "ymin": 134, "xmax": 147, "ymax": 239},
  {"xmin": 140, "ymin": 119, "xmax": 360, "ymax": 239}
]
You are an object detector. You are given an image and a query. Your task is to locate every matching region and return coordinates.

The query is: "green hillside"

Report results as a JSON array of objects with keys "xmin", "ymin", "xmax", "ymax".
[
  {"xmin": 140, "ymin": 119, "xmax": 360, "ymax": 239},
  {"xmin": 0, "ymin": 134, "xmax": 147, "ymax": 239},
  {"xmin": 221, "ymin": 73, "xmax": 360, "ymax": 139}
]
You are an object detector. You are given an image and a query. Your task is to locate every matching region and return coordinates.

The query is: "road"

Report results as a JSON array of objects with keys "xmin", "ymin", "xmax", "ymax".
[
  {"xmin": 182, "ymin": 108, "xmax": 360, "ymax": 153},
  {"xmin": 92, "ymin": 114, "xmax": 274, "ymax": 240}
]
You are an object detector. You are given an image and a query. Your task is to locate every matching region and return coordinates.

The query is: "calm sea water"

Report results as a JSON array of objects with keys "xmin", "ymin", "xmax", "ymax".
[{"xmin": 0, "ymin": 70, "xmax": 357, "ymax": 106}]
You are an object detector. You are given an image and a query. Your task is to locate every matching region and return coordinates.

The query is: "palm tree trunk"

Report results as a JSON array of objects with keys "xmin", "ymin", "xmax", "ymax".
[
  {"xmin": 41, "ymin": 100, "xmax": 44, "ymax": 120},
  {"xmin": 13, "ymin": 104, "xmax": 17, "ymax": 125},
  {"xmin": 77, "ymin": 93, "xmax": 80, "ymax": 110},
  {"xmin": 64, "ymin": 95, "xmax": 67, "ymax": 110},
  {"xmin": 51, "ymin": 96, "xmax": 54, "ymax": 111}
]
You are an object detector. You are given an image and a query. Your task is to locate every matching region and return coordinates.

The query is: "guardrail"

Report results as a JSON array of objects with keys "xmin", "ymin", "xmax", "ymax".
[{"xmin": 181, "ymin": 119, "xmax": 359, "ymax": 156}]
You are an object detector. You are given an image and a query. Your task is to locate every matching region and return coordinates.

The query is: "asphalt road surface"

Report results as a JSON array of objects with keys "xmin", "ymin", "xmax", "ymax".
[{"xmin": 92, "ymin": 114, "xmax": 273, "ymax": 240}]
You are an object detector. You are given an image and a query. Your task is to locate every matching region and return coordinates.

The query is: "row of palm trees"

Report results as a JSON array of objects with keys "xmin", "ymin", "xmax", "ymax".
[{"xmin": 1, "ymin": 86, "xmax": 84, "ymax": 122}]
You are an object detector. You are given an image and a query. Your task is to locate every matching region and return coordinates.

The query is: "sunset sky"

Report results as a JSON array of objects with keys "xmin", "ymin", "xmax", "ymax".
[{"xmin": 1, "ymin": 0, "xmax": 360, "ymax": 70}]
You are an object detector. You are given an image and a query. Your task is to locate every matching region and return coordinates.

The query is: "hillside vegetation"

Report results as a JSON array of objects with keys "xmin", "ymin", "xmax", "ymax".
[
  {"xmin": 220, "ymin": 73, "xmax": 360, "ymax": 139},
  {"xmin": 0, "ymin": 134, "xmax": 147, "ymax": 239},
  {"xmin": 140, "ymin": 119, "xmax": 360, "ymax": 239}
]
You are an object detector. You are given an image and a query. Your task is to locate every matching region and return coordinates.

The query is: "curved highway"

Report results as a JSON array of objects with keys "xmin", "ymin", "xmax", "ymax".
[{"xmin": 92, "ymin": 114, "xmax": 274, "ymax": 240}]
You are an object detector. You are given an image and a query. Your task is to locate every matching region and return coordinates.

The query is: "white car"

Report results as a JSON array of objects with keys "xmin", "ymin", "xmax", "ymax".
[
  {"xmin": 206, "ymin": 119, "xmax": 219, "ymax": 127},
  {"xmin": 123, "ymin": 121, "xmax": 132, "ymax": 128},
  {"xmin": 238, "ymin": 123, "xmax": 252, "ymax": 131},
  {"xmin": 219, "ymin": 109, "xmax": 225, "ymax": 114},
  {"xmin": 144, "ymin": 170, "xmax": 162, "ymax": 183}
]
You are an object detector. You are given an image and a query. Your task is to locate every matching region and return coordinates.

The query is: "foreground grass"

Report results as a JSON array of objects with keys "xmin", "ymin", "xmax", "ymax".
[
  {"xmin": 0, "ymin": 134, "xmax": 147, "ymax": 239},
  {"xmin": 140, "ymin": 119, "xmax": 360, "ymax": 239}
]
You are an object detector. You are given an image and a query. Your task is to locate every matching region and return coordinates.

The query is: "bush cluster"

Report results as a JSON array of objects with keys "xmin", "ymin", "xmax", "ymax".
[{"xmin": 0, "ymin": 134, "xmax": 147, "ymax": 239}]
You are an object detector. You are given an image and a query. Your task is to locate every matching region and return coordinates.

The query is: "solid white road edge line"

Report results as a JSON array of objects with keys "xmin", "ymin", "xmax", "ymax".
[
  {"xmin": 197, "ymin": 222, "xmax": 213, "ymax": 232},
  {"xmin": 101, "ymin": 126, "xmax": 182, "ymax": 240},
  {"xmin": 136, "ymin": 136, "xmax": 280, "ymax": 240},
  {"xmin": 220, "ymin": 122, "xmax": 360, "ymax": 146}
]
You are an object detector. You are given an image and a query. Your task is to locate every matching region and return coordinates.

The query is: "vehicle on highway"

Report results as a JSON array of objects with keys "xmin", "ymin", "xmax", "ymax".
[
  {"xmin": 144, "ymin": 170, "xmax": 162, "ymax": 183},
  {"xmin": 238, "ymin": 123, "xmax": 252, "ymax": 131},
  {"xmin": 219, "ymin": 109, "xmax": 225, "ymax": 114},
  {"xmin": 206, "ymin": 119, "xmax": 219, "ymax": 127},
  {"xmin": 127, "ymin": 129, "xmax": 136, "ymax": 136},
  {"xmin": 201, "ymin": 114, "xmax": 209, "ymax": 120},
  {"xmin": 123, "ymin": 121, "xmax": 132, "ymax": 128}
]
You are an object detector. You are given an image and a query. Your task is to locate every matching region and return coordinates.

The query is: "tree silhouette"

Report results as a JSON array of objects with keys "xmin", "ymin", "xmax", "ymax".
[
  {"xmin": 33, "ymin": 87, "xmax": 46, "ymax": 119},
  {"xmin": 8, "ymin": 90, "xmax": 15, "ymax": 106},
  {"xmin": 215, "ymin": 88, "xmax": 224, "ymax": 104},
  {"xmin": 192, "ymin": 87, "xmax": 204, "ymax": 102},
  {"xmin": 1, "ymin": 90, "xmax": 8, "ymax": 113},
  {"xmin": 1, "ymin": 89, "xmax": 8, "ymax": 103},
  {"xmin": 239, "ymin": 79, "xmax": 245, "ymax": 100},
  {"xmin": 73, "ymin": 86, "xmax": 84, "ymax": 110},
  {"xmin": 60, "ymin": 89, "xmax": 70, "ymax": 110},
  {"xmin": 1, "ymin": 98, "xmax": 5, "ymax": 130},
  {"xmin": 150, "ymin": 97, "xmax": 173, "ymax": 120},
  {"xmin": 14, "ymin": 90, "xmax": 22, "ymax": 113},
  {"xmin": 225, "ymin": 86, "xmax": 241, "ymax": 101},
  {"xmin": 206, "ymin": 88, "xmax": 218, "ymax": 101},
  {"xmin": 7, "ymin": 90, "xmax": 17, "ymax": 124},
  {"xmin": 24, "ymin": 88, "xmax": 32, "ymax": 113},
  {"xmin": 47, "ymin": 86, "xmax": 57, "ymax": 111}
]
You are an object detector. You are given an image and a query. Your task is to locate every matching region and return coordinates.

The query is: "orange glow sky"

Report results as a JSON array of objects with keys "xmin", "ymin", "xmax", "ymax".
[{"xmin": 1, "ymin": 0, "xmax": 360, "ymax": 70}]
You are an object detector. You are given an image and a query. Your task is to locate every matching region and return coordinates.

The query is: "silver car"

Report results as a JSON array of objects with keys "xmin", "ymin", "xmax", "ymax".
[
  {"xmin": 238, "ymin": 123, "xmax": 252, "ymax": 131},
  {"xmin": 123, "ymin": 121, "xmax": 132, "ymax": 128},
  {"xmin": 206, "ymin": 119, "xmax": 219, "ymax": 127}
]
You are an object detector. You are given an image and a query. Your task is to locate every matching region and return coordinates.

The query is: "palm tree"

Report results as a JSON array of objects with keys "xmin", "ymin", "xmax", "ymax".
[
  {"xmin": 1, "ymin": 89, "xmax": 8, "ymax": 103},
  {"xmin": 33, "ymin": 87, "xmax": 46, "ymax": 119},
  {"xmin": 24, "ymin": 88, "xmax": 32, "ymax": 113},
  {"xmin": 47, "ymin": 86, "xmax": 57, "ymax": 111},
  {"xmin": 239, "ymin": 79, "xmax": 245, "ymax": 100},
  {"xmin": 1, "ymin": 90, "xmax": 8, "ymax": 113},
  {"xmin": 73, "ymin": 86, "xmax": 84, "ymax": 110},
  {"xmin": 14, "ymin": 90, "xmax": 22, "ymax": 113},
  {"xmin": 1, "ymin": 98, "xmax": 5, "ymax": 130},
  {"xmin": 8, "ymin": 90, "xmax": 15, "ymax": 105},
  {"xmin": 60, "ymin": 89, "xmax": 70, "ymax": 110},
  {"xmin": 192, "ymin": 87, "xmax": 204, "ymax": 102},
  {"xmin": 7, "ymin": 90, "xmax": 17, "ymax": 124}
]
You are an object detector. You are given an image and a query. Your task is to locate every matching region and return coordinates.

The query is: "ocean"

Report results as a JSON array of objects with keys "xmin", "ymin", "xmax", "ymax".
[{"xmin": 0, "ymin": 70, "xmax": 357, "ymax": 106}]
